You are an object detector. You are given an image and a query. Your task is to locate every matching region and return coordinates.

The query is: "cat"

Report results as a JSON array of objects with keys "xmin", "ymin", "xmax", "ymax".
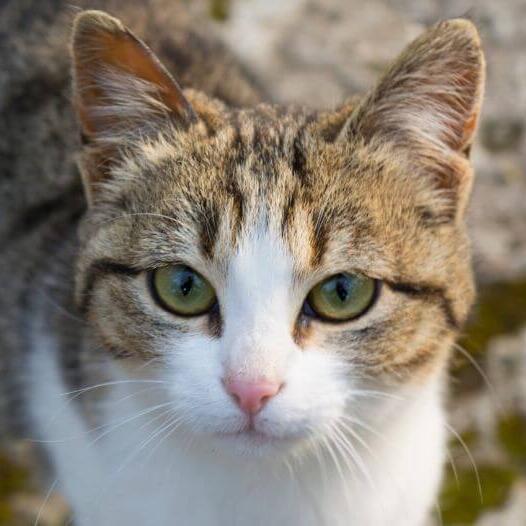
[{"xmin": 0, "ymin": 2, "xmax": 485, "ymax": 525}]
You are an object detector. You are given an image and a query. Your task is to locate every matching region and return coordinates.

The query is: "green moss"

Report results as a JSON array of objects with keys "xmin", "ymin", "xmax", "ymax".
[
  {"xmin": 498, "ymin": 414, "xmax": 526, "ymax": 469},
  {"xmin": 460, "ymin": 429, "xmax": 479, "ymax": 449},
  {"xmin": 209, "ymin": 0, "xmax": 230, "ymax": 21},
  {"xmin": 451, "ymin": 278, "xmax": 526, "ymax": 393},
  {"xmin": 440, "ymin": 463, "xmax": 517, "ymax": 525},
  {"xmin": 0, "ymin": 452, "xmax": 27, "ymax": 495},
  {"xmin": 458, "ymin": 278, "xmax": 526, "ymax": 358},
  {"xmin": 0, "ymin": 451, "xmax": 29, "ymax": 525},
  {"xmin": 0, "ymin": 505, "xmax": 12, "ymax": 525}
]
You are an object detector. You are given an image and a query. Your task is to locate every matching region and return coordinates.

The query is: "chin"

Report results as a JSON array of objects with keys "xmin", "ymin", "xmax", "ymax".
[{"xmin": 210, "ymin": 427, "xmax": 314, "ymax": 458}]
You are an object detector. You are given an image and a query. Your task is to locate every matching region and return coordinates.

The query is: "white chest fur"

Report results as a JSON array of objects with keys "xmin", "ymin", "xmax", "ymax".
[{"xmin": 30, "ymin": 337, "xmax": 445, "ymax": 526}]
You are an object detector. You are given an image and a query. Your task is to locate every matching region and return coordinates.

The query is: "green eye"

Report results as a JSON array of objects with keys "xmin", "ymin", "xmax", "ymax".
[
  {"xmin": 151, "ymin": 265, "xmax": 216, "ymax": 316},
  {"xmin": 305, "ymin": 273, "xmax": 377, "ymax": 322}
]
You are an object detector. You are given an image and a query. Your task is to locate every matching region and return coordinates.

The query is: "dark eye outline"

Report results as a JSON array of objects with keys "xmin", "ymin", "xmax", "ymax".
[
  {"xmin": 148, "ymin": 265, "xmax": 218, "ymax": 318},
  {"xmin": 301, "ymin": 274, "xmax": 381, "ymax": 323}
]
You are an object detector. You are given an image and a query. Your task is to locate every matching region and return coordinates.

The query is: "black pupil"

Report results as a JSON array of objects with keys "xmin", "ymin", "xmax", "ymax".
[
  {"xmin": 180, "ymin": 273, "xmax": 194, "ymax": 296},
  {"xmin": 335, "ymin": 277, "xmax": 349, "ymax": 302}
]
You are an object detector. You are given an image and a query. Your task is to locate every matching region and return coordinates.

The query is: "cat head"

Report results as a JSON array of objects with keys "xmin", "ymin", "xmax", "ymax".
[{"xmin": 70, "ymin": 11, "xmax": 484, "ymax": 456}]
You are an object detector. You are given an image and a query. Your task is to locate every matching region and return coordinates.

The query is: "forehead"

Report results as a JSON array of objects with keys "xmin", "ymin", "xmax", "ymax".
[{"xmin": 107, "ymin": 108, "xmax": 429, "ymax": 280}]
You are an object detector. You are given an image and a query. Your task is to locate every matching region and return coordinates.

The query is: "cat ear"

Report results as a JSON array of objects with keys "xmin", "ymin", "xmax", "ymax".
[
  {"xmin": 71, "ymin": 11, "xmax": 196, "ymax": 197},
  {"xmin": 345, "ymin": 19, "xmax": 485, "ymax": 217}
]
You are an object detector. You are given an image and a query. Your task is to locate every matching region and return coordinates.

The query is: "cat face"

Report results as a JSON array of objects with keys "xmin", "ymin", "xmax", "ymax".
[{"xmin": 71, "ymin": 11, "xmax": 484, "ymax": 455}]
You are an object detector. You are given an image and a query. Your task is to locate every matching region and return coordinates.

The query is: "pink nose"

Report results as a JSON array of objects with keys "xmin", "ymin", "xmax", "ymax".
[{"xmin": 225, "ymin": 378, "xmax": 282, "ymax": 415}]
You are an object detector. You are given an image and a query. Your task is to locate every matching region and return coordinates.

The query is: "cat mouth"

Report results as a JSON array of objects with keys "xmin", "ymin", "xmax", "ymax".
[
  {"xmin": 214, "ymin": 421, "xmax": 303, "ymax": 449},
  {"xmin": 214, "ymin": 428, "xmax": 293, "ymax": 453},
  {"xmin": 233, "ymin": 428, "xmax": 276, "ymax": 444},
  {"xmin": 217, "ymin": 423, "xmax": 276, "ymax": 443}
]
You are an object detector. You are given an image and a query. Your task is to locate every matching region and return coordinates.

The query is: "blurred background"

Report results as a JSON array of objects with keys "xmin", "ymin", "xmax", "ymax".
[{"xmin": 1, "ymin": 0, "xmax": 525, "ymax": 524}]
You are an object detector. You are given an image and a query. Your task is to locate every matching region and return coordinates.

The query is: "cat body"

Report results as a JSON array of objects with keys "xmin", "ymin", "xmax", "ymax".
[{"xmin": 0, "ymin": 2, "xmax": 484, "ymax": 525}]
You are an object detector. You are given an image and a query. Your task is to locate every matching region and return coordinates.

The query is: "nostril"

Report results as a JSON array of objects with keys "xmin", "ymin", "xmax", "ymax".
[
  {"xmin": 224, "ymin": 378, "xmax": 283, "ymax": 415},
  {"xmin": 230, "ymin": 391, "xmax": 241, "ymax": 405}
]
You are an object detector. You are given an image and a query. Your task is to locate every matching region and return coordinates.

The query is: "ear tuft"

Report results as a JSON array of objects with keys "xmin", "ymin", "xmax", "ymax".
[{"xmin": 73, "ymin": 9, "xmax": 126, "ymax": 37}]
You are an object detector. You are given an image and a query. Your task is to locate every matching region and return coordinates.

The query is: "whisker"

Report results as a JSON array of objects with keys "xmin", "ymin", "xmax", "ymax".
[
  {"xmin": 145, "ymin": 413, "xmax": 186, "ymax": 461},
  {"xmin": 37, "ymin": 287, "xmax": 87, "ymax": 325},
  {"xmin": 89, "ymin": 401, "xmax": 174, "ymax": 447},
  {"xmin": 106, "ymin": 385, "xmax": 169, "ymax": 408},
  {"xmin": 341, "ymin": 415, "xmax": 383, "ymax": 440},
  {"xmin": 98, "ymin": 212, "xmax": 181, "ymax": 229},
  {"xmin": 333, "ymin": 423, "xmax": 376, "ymax": 492},
  {"xmin": 452, "ymin": 343, "xmax": 499, "ymax": 408},
  {"xmin": 116, "ymin": 414, "xmax": 182, "ymax": 474},
  {"xmin": 30, "ymin": 397, "xmax": 173, "ymax": 445},
  {"xmin": 330, "ymin": 427, "xmax": 359, "ymax": 475},
  {"xmin": 445, "ymin": 422, "xmax": 483, "ymax": 503},
  {"xmin": 136, "ymin": 355, "xmax": 166, "ymax": 370},
  {"xmin": 348, "ymin": 389, "xmax": 404, "ymax": 402},
  {"xmin": 446, "ymin": 447, "xmax": 460, "ymax": 489},
  {"xmin": 310, "ymin": 435, "xmax": 329, "ymax": 486},
  {"xmin": 321, "ymin": 434, "xmax": 353, "ymax": 514},
  {"xmin": 34, "ymin": 478, "xmax": 58, "ymax": 526},
  {"xmin": 62, "ymin": 379, "xmax": 168, "ymax": 397}
]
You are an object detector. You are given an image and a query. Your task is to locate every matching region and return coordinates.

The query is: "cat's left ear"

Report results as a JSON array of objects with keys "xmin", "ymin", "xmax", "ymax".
[
  {"xmin": 71, "ymin": 10, "xmax": 196, "ymax": 200},
  {"xmin": 344, "ymin": 19, "xmax": 485, "ymax": 219}
]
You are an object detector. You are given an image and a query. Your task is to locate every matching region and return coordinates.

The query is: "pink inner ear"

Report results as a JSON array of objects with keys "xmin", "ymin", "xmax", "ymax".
[
  {"xmin": 73, "ymin": 14, "xmax": 194, "ymax": 136},
  {"xmin": 461, "ymin": 110, "xmax": 480, "ymax": 149}
]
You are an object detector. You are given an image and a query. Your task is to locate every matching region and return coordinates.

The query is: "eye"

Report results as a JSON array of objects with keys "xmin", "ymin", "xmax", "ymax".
[
  {"xmin": 150, "ymin": 265, "xmax": 217, "ymax": 317},
  {"xmin": 304, "ymin": 273, "xmax": 377, "ymax": 322}
]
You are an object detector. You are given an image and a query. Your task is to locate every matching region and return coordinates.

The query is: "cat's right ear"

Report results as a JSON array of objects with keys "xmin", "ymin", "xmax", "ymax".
[
  {"xmin": 71, "ymin": 10, "xmax": 196, "ymax": 201},
  {"xmin": 341, "ymin": 19, "xmax": 485, "ymax": 221}
]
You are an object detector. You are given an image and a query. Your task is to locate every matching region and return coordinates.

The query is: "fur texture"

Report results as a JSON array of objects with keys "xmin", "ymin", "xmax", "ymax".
[{"xmin": 0, "ymin": 4, "xmax": 485, "ymax": 525}]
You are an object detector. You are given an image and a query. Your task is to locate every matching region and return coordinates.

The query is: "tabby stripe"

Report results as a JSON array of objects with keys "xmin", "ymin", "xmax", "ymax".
[
  {"xmin": 79, "ymin": 260, "xmax": 140, "ymax": 313},
  {"xmin": 207, "ymin": 303, "xmax": 223, "ymax": 339},
  {"xmin": 225, "ymin": 172, "xmax": 245, "ymax": 243},
  {"xmin": 199, "ymin": 199, "xmax": 220, "ymax": 259},
  {"xmin": 280, "ymin": 190, "xmax": 297, "ymax": 237},
  {"xmin": 310, "ymin": 209, "xmax": 331, "ymax": 268},
  {"xmin": 386, "ymin": 280, "xmax": 459, "ymax": 329},
  {"xmin": 291, "ymin": 132, "xmax": 308, "ymax": 184},
  {"xmin": 389, "ymin": 348, "xmax": 438, "ymax": 376}
]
